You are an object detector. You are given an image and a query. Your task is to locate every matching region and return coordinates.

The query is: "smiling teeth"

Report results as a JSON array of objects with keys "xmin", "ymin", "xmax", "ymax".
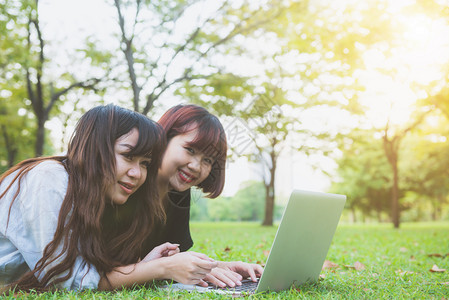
[{"xmin": 180, "ymin": 170, "xmax": 193, "ymax": 181}]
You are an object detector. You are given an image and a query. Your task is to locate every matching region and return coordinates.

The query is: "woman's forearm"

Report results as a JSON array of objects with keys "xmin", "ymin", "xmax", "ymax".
[
  {"xmin": 98, "ymin": 258, "xmax": 168, "ymax": 290},
  {"xmin": 98, "ymin": 251, "xmax": 218, "ymax": 290}
]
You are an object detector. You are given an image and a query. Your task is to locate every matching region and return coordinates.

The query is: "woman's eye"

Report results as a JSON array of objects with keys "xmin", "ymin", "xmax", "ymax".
[
  {"xmin": 204, "ymin": 157, "xmax": 213, "ymax": 165},
  {"xmin": 185, "ymin": 147, "xmax": 194, "ymax": 154},
  {"xmin": 140, "ymin": 161, "xmax": 151, "ymax": 169},
  {"xmin": 122, "ymin": 153, "xmax": 133, "ymax": 160}
]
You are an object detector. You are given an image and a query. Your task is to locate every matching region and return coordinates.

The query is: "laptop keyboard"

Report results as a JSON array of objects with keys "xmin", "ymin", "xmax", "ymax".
[{"xmin": 208, "ymin": 278, "xmax": 259, "ymax": 292}]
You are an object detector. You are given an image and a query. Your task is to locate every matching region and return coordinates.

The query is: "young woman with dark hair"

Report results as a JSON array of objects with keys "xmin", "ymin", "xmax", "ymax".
[
  {"xmin": 147, "ymin": 104, "xmax": 263, "ymax": 288},
  {"xmin": 0, "ymin": 104, "xmax": 218, "ymax": 292}
]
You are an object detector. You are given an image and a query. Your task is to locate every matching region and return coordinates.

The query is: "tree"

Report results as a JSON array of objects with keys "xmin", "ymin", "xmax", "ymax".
[
  {"xmin": 401, "ymin": 116, "xmax": 449, "ymax": 221},
  {"xmin": 0, "ymin": 1, "xmax": 36, "ymax": 168},
  {"xmin": 331, "ymin": 129, "xmax": 392, "ymax": 222},
  {"xmin": 181, "ymin": 1, "xmax": 365, "ymax": 226},
  {"xmin": 207, "ymin": 196, "xmax": 233, "ymax": 222},
  {"xmin": 186, "ymin": 63, "xmax": 337, "ymax": 226},
  {"xmin": 381, "ymin": 112, "xmax": 429, "ymax": 228},
  {"xmin": 1, "ymin": 0, "xmax": 105, "ymax": 157},
  {"xmin": 0, "ymin": 99, "xmax": 35, "ymax": 171},
  {"xmin": 110, "ymin": 0, "xmax": 295, "ymax": 114},
  {"xmin": 190, "ymin": 181, "xmax": 266, "ymax": 222},
  {"xmin": 229, "ymin": 181, "xmax": 265, "ymax": 221},
  {"xmin": 312, "ymin": 0, "xmax": 449, "ymax": 227}
]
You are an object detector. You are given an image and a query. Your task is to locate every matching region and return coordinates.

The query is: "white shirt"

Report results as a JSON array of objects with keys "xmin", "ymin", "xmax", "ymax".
[{"xmin": 0, "ymin": 160, "xmax": 100, "ymax": 290}]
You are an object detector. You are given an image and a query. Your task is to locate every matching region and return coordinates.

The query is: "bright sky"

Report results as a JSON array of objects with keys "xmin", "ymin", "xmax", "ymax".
[{"xmin": 38, "ymin": 0, "xmax": 449, "ymax": 198}]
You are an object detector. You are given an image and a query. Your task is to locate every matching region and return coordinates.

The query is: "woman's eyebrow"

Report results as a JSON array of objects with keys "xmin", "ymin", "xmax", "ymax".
[{"xmin": 118, "ymin": 143, "xmax": 135, "ymax": 150}]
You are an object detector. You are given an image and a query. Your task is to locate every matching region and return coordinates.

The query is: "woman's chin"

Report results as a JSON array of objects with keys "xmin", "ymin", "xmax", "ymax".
[{"xmin": 169, "ymin": 181, "xmax": 192, "ymax": 193}]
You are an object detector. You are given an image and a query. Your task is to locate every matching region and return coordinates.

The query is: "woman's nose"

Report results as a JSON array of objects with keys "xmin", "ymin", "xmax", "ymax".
[
  {"xmin": 188, "ymin": 156, "xmax": 201, "ymax": 172},
  {"xmin": 127, "ymin": 163, "xmax": 141, "ymax": 179}
]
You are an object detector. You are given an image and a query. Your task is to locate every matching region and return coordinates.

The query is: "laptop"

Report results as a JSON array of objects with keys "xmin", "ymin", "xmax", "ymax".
[{"xmin": 162, "ymin": 189, "xmax": 346, "ymax": 295}]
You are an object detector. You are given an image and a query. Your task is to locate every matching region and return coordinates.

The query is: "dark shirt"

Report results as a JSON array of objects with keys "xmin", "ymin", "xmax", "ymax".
[
  {"xmin": 102, "ymin": 189, "xmax": 193, "ymax": 259},
  {"xmin": 142, "ymin": 189, "xmax": 193, "ymax": 254}
]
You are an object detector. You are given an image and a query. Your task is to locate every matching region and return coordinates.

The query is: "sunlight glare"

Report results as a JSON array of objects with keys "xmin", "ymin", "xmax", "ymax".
[{"xmin": 359, "ymin": 2, "xmax": 449, "ymax": 128}]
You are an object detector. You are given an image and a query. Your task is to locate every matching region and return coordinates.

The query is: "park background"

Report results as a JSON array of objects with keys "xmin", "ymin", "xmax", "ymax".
[{"xmin": 1, "ymin": 0, "xmax": 449, "ymax": 229}]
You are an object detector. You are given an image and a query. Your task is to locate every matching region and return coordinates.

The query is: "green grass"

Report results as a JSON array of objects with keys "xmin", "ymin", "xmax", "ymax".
[{"xmin": 5, "ymin": 222, "xmax": 449, "ymax": 299}]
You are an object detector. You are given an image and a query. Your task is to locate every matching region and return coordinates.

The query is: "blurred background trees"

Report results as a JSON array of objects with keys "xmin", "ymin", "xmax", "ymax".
[{"xmin": 1, "ymin": 0, "xmax": 449, "ymax": 226}]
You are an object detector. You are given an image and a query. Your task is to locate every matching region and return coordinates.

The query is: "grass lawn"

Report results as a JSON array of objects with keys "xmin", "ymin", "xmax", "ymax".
[{"xmin": 6, "ymin": 222, "xmax": 449, "ymax": 299}]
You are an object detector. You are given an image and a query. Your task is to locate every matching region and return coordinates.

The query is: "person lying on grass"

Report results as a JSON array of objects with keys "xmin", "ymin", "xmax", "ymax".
[
  {"xmin": 0, "ymin": 104, "xmax": 261, "ymax": 293},
  {"xmin": 110, "ymin": 104, "xmax": 263, "ymax": 289},
  {"xmin": 0, "ymin": 104, "xmax": 215, "ymax": 292}
]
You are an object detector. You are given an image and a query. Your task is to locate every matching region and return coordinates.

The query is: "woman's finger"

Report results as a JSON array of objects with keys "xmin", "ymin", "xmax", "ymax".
[
  {"xmin": 161, "ymin": 242, "xmax": 180, "ymax": 250},
  {"xmin": 255, "ymin": 264, "xmax": 264, "ymax": 276},
  {"xmin": 245, "ymin": 264, "xmax": 264, "ymax": 281},
  {"xmin": 212, "ymin": 269, "xmax": 242, "ymax": 287},
  {"xmin": 204, "ymin": 273, "xmax": 226, "ymax": 288},
  {"xmin": 197, "ymin": 279, "xmax": 209, "ymax": 287},
  {"xmin": 167, "ymin": 248, "xmax": 180, "ymax": 256}
]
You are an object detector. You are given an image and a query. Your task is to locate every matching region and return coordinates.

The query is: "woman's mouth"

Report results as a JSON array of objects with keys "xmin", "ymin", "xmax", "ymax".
[
  {"xmin": 178, "ymin": 170, "xmax": 196, "ymax": 184},
  {"xmin": 118, "ymin": 181, "xmax": 135, "ymax": 194}
]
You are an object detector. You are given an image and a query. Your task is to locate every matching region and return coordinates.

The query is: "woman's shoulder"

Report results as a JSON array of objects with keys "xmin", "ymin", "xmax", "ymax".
[
  {"xmin": 26, "ymin": 160, "xmax": 68, "ymax": 188},
  {"xmin": 31, "ymin": 159, "xmax": 67, "ymax": 175},
  {"xmin": 1, "ymin": 160, "xmax": 69, "ymax": 212}
]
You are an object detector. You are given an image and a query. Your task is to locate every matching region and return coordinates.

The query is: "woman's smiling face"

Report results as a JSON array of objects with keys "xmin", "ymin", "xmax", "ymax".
[
  {"xmin": 106, "ymin": 128, "xmax": 152, "ymax": 205},
  {"xmin": 158, "ymin": 128, "xmax": 215, "ymax": 192}
]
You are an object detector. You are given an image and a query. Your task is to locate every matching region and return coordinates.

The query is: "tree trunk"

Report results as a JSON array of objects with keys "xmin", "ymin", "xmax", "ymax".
[
  {"xmin": 390, "ymin": 156, "xmax": 400, "ymax": 228},
  {"xmin": 113, "ymin": 0, "xmax": 141, "ymax": 112},
  {"xmin": 349, "ymin": 206, "xmax": 356, "ymax": 223},
  {"xmin": 383, "ymin": 115, "xmax": 427, "ymax": 228},
  {"xmin": 432, "ymin": 196, "xmax": 443, "ymax": 221},
  {"xmin": 383, "ymin": 133, "xmax": 401, "ymax": 229},
  {"xmin": 35, "ymin": 117, "xmax": 45, "ymax": 157},
  {"xmin": 7, "ymin": 149, "xmax": 17, "ymax": 168},
  {"xmin": 262, "ymin": 152, "xmax": 276, "ymax": 226},
  {"xmin": 1, "ymin": 125, "xmax": 17, "ymax": 167},
  {"xmin": 262, "ymin": 184, "xmax": 274, "ymax": 226}
]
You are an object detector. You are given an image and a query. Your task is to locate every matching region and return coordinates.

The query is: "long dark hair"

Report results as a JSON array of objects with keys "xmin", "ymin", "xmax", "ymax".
[
  {"xmin": 0, "ymin": 104, "xmax": 166, "ymax": 291},
  {"xmin": 158, "ymin": 104, "xmax": 227, "ymax": 198}
]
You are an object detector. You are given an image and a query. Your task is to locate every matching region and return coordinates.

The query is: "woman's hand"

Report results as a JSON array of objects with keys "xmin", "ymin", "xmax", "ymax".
[
  {"xmin": 162, "ymin": 252, "xmax": 218, "ymax": 287},
  {"xmin": 100, "ymin": 251, "xmax": 217, "ymax": 290},
  {"xmin": 141, "ymin": 242, "xmax": 180, "ymax": 262},
  {"xmin": 204, "ymin": 261, "xmax": 264, "ymax": 288}
]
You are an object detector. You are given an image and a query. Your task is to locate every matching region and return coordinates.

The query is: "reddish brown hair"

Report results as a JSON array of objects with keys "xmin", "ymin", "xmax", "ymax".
[
  {"xmin": 0, "ymin": 104, "xmax": 166, "ymax": 291},
  {"xmin": 158, "ymin": 104, "xmax": 227, "ymax": 198}
]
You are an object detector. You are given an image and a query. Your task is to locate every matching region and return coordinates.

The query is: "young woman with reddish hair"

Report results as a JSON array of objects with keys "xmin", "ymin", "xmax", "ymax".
[
  {"xmin": 152, "ymin": 104, "xmax": 263, "ymax": 288},
  {"xmin": 0, "ymin": 105, "xmax": 218, "ymax": 292},
  {"xmin": 109, "ymin": 104, "xmax": 263, "ymax": 289}
]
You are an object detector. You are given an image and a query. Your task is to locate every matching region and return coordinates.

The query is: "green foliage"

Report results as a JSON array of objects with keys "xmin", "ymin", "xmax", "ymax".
[
  {"xmin": 0, "ymin": 1, "xmax": 36, "ymax": 168},
  {"xmin": 230, "ymin": 180, "xmax": 265, "ymax": 221},
  {"xmin": 400, "ymin": 118, "xmax": 449, "ymax": 220},
  {"xmin": 207, "ymin": 196, "xmax": 233, "ymax": 222},
  {"xmin": 331, "ymin": 129, "xmax": 392, "ymax": 221},
  {"xmin": 1, "ymin": 0, "xmax": 449, "ymax": 226},
  {"xmin": 332, "ymin": 108, "xmax": 449, "ymax": 223},
  {"xmin": 179, "ymin": 72, "xmax": 253, "ymax": 115},
  {"xmin": 0, "ymin": 0, "xmax": 106, "ymax": 159},
  {"xmin": 0, "ymin": 99, "xmax": 35, "ymax": 172},
  {"xmin": 321, "ymin": 0, "xmax": 449, "ymax": 226},
  {"xmin": 190, "ymin": 181, "xmax": 284, "ymax": 222},
  {"xmin": 189, "ymin": 195, "xmax": 210, "ymax": 221},
  {"xmin": 109, "ymin": 0, "xmax": 294, "ymax": 114}
]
